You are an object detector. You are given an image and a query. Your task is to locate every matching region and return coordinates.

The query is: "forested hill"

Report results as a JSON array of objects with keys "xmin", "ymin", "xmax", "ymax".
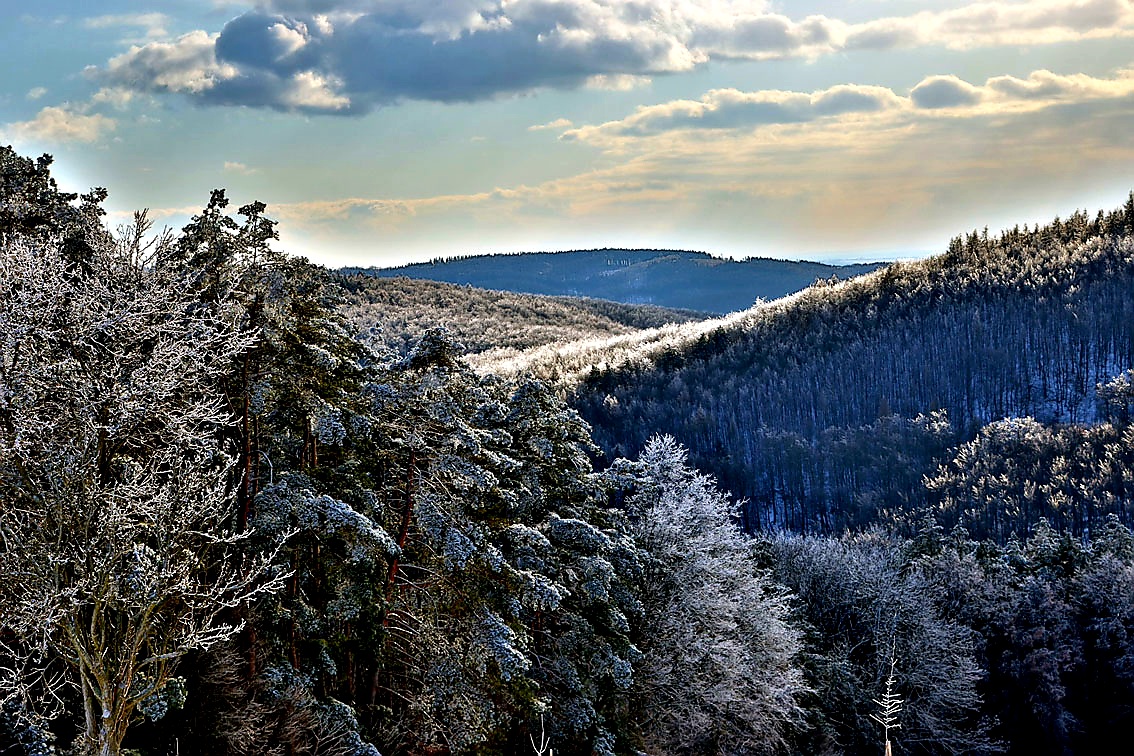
[
  {"xmin": 336, "ymin": 272, "xmax": 706, "ymax": 357},
  {"xmin": 345, "ymin": 249, "xmax": 884, "ymax": 314},
  {"xmin": 485, "ymin": 199, "xmax": 1134, "ymax": 538}
]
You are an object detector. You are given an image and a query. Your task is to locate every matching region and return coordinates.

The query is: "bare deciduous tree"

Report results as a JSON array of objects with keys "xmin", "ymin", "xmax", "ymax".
[{"xmin": 0, "ymin": 224, "xmax": 286, "ymax": 756}]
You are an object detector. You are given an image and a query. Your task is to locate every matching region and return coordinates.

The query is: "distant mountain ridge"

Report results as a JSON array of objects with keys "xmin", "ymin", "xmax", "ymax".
[{"xmin": 344, "ymin": 249, "xmax": 885, "ymax": 314}]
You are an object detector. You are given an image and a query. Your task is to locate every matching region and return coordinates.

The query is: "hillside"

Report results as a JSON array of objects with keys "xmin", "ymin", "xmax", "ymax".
[
  {"xmin": 337, "ymin": 273, "xmax": 707, "ymax": 356},
  {"xmin": 478, "ymin": 200, "xmax": 1134, "ymax": 538},
  {"xmin": 345, "ymin": 249, "xmax": 884, "ymax": 314}
]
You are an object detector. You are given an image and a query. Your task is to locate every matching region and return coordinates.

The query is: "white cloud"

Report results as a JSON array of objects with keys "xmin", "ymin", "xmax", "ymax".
[
  {"xmin": 268, "ymin": 21, "xmax": 310, "ymax": 59},
  {"xmin": 847, "ymin": 0, "xmax": 1134, "ymax": 50},
  {"xmin": 585, "ymin": 74, "xmax": 652, "ymax": 91},
  {"xmin": 986, "ymin": 67, "xmax": 1134, "ymax": 99},
  {"xmin": 563, "ymin": 82, "xmax": 906, "ymax": 142},
  {"xmin": 26, "ymin": 87, "xmax": 48, "ymax": 100},
  {"xmin": 3, "ymin": 105, "xmax": 116, "ymax": 144},
  {"xmin": 90, "ymin": 87, "xmax": 135, "ymax": 109},
  {"xmin": 100, "ymin": 31, "xmax": 238, "ymax": 95},
  {"xmin": 910, "ymin": 75, "xmax": 983, "ymax": 109},
  {"xmin": 564, "ymin": 65, "xmax": 1134, "ymax": 143},
  {"xmin": 223, "ymin": 161, "xmax": 258, "ymax": 174},
  {"xmin": 281, "ymin": 71, "xmax": 351, "ymax": 110},
  {"xmin": 529, "ymin": 117, "xmax": 574, "ymax": 131}
]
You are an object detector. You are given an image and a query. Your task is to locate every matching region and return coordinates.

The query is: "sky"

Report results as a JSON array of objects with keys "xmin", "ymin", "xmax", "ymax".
[{"xmin": 2, "ymin": 1, "xmax": 1134, "ymax": 268}]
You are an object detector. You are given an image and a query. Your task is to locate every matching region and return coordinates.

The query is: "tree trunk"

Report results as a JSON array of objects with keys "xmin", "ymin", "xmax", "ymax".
[
  {"xmin": 85, "ymin": 690, "xmax": 129, "ymax": 756},
  {"xmin": 383, "ymin": 451, "xmax": 416, "ymax": 605},
  {"xmin": 372, "ymin": 452, "xmax": 416, "ymax": 705},
  {"xmin": 81, "ymin": 676, "xmax": 98, "ymax": 755}
]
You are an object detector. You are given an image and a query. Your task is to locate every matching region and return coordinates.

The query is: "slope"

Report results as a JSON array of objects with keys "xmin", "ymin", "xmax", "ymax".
[
  {"xmin": 481, "ymin": 200, "xmax": 1134, "ymax": 536},
  {"xmin": 336, "ymin": 272, "xmax": 707, "ymax": 357}
]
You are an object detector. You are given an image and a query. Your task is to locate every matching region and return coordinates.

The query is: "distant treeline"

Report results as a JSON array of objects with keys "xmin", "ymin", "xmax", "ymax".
[
  {"xmin": 336, "ymin": 272, "xmax": 705, "ymax": 356},
  {"xmin": 342, "ymin": 248, "xmax": 885, "ymax": 314}
]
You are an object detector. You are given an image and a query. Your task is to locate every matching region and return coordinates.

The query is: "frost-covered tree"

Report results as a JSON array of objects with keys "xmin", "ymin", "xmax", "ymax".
[
  {"xmin": 0, "ymin": 145, "xmax": 110, "ymax": 267},
  {"xmin": 611, "ymin": 435, "xmax": 808, "ymax": 755},
  {"xmin": 925, "ymin": 417, "xmax": 1134, "ymax": 542},
  {"xmin": 359, "ymin": 331, "xmax": 641, "ymax": 755},
  {"xmin": 0, "ymin": 225, "xmax": 284, "ymax": 756},
  {"xmin": 770, "ymin": 530, "xmax": 997, "ymax": 755},
  {"xmin": 142, "ymin": 188, "xmax": 386, "ymax": 754}
]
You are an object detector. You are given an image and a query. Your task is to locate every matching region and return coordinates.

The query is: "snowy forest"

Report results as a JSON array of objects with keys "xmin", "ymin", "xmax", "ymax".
[{"xmin": 3, "ymin": 144, "xmax": 1134, "ymax": 756}]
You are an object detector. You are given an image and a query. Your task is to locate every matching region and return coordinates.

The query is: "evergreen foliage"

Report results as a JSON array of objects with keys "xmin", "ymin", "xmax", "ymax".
[{"xmin": 609, "ymin": 436, "xmax": 807, "ymax": 755}]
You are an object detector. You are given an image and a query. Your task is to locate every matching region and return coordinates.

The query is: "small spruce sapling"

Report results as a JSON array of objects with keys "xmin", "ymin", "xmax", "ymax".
[{"xmin": 871, "ymin": 654, "xmax": 903, "ymax": 756}]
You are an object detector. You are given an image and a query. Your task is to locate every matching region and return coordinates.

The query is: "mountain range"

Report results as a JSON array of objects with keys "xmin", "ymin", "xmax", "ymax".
[{"xmin": 344, "ymin": 248, "xmax": 885, "ymax": 314}]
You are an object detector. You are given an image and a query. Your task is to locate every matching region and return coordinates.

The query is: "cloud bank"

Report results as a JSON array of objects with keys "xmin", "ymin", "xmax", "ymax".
[
  {"xmin": 228, "ymin": 58, "xmax": 1134, "ymax": 264},
  {"xmin": 561, "ymin": 66, "xmax": 1134, "ymax": 142},
  {"xmin": 89, "ymin": 0, "xmax": 1134, "ymax": 113}
]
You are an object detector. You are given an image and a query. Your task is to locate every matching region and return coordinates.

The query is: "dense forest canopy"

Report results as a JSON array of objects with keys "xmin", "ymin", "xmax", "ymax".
[
  {"xmin": 521, "ymin": 202, "xmax": 1134, "ymax": 539},
  {"xmin": 3, "ymin": 144, "xmax": 1134, "ymax": 756}
]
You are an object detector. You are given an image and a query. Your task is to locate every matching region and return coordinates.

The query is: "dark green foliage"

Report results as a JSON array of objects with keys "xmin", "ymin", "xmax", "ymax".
[
  {"xmin": 136, "ymin": 184, "xmax": 647, "ymax": 754},
  {"xmin": 0, "ymin": 144, "xmax": 110, "ymax": 267}
]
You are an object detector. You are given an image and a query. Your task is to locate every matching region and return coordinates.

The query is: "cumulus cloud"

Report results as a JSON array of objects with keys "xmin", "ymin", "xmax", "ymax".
[
  {"xmin": 2, "ymin": 105, "xmax": 116, "ymax": 144},
  {"xmin": 689, "ymin": 12, "xmax": 843, "ymax": 61},
  {"xmin": 82, "ymin": 0, "xmax": 1134, "ymax": 115},
  {"xmin": 84, "ymin": 0, "xmax": 1134, "ymax": 113},
  {"xmin": 563, "ymin": 83, "xmax": 905, "ymax": 140},
  {"xmin": 101, "ymin": 30, "xmax": 238, "ymax": 95},
  {"xmin": 910, "ymin": 75, "xmax": 983, "ymax": 109},
  {"xmin": 986, "ymin": 67, "xmax": 1134, "ymax": 99},
  {"xmin": 281, "ymin": 71, "xmax": 351, "ymax": 109},
  {"xmin": 26, "ymin": 87, "xmax": 47, "ymax": 100},
  {"xmin": 90, "ymin": 87, "xmax": 135, "ymax": 109},
  {"xmin": 848, "ymin": 0, "xmax": 1134, "ymax": 50}
]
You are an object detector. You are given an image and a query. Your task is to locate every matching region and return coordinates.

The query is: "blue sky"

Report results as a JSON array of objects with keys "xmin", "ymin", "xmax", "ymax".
[{"xmin": 3, "ymin": 0, "xmax": 1134, "ymax": 268}]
